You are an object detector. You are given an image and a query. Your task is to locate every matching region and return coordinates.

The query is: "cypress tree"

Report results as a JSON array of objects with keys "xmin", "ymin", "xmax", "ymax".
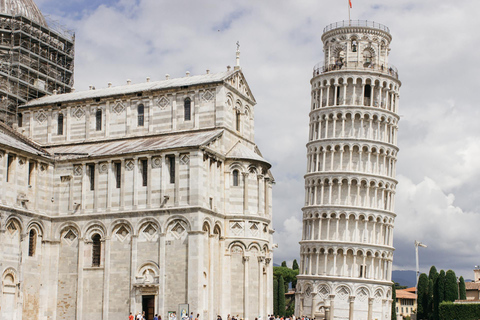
[
  {"xmin": 427, "ymin": 279, "xmax": 434, "ymax": 320},
  {"xmin": 433, "ymin": 270, "xmax": 446, "ymax": 320},
  {"xmin": 279, "ymin": 275, "xmax": 286, "ymax": 317},
  {"xmin": 292, "ymin": 259, "xmax": 299, "ymax": 270},
  {"xmin": 281, "ymin": 261, "xmax": 287, "ymax": 268},
  {"xmin": 417, "ymin": 273, "xmax": 429, "ymax": 319},
  {"xmin": 444, "ymin": 270, "xmax": 458, "ymax": 302},
  {"xmin": 459, "ymin": 276, "xmax": 466, "ymax": 300},
  {"xmin": 428, "ymin": 266, "xmax": 438, "ymax": 282},
  {"xmin": 438, "ymin": 270, "xmax": 445, "ymax": 303},
  {"xmin": 391, "ymin": 282, "xmax": 397, "ymax": 320},
  {"xmin": 292, "ymin": 259, "xmax": 299, "ymax": 290},
  {"xmin": 273, "ymin": 277, "xmax": 279, "ymax": 315}
]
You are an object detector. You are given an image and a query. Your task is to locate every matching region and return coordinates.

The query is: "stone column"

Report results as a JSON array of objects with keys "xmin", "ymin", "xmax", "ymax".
[
  {"xmin": 174, "ymin": 153, "xmax": 180, "ymax": 206},
  {"xmin": 243, "ymin": 256, "xmax": 250, "ymax": 320},
  {"xmin": 368, "ymin": 298, "xmax": 374, "ymax": 320},
  {"xmin": 311, "ymin": 292, "xmax": 317, "ymax": 319},
  {"xmin": 258, "ymin": 256, "xmax": 265, "ymax": 318},
  {"xmin": 130, "ymin": 235, "xmax": 138, "ymax": 312},
  {"xmin": 349, "ymin": 296, "xmax": 355, "ymax": 320},
  {"xmin": 147, "ymin": 156, "xmax": 152, "ymax": 207},
  {"xmin": 243, "ymin": 172, "xmax": 249, "ymax": 214},
  {"xmin": 81, "ymin": 163, "xmax": 86, "ymax": 210},
  {"xmin": 107, "ymin": 161, "xmax": 112, "ymax": 210},
  {"xmin": 76, "ymin": 237, "xmax": 85, "ymax": 320},
  {"xmin": 103, "ymin": 236, "xmax": 111, "ymax": 320},
  {"xmin": 133, "ymin": 157, "xmax": 138, "ymax": 208},
  {"xmin": 258, "ymin": 174, "xmax": 264, "ymax": 215},
  {"xmin": 329, "ymin": 295, "xmax": 335, "ymax": 320},
  {"xmin": 158, "ymin": 232, "xmax": 166, "ymax": 316},
  {"xmin": 120, "ymin": 159, "xmax": 126, "ymax": 208},
  {"xmin": 187, "ymin": 231, "xmax": 204, "ymax": 314}
]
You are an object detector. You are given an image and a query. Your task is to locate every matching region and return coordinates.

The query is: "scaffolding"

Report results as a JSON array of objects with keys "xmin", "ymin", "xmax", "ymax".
[{"xmin": 0, "ymin": 13, "xmax": 75, "ymax": 126}]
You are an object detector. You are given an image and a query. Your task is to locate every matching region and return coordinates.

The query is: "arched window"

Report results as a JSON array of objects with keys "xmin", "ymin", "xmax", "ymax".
[
  {"xmin": 17, "ymin": 113, "xmax": 23, "ymax": 127},
  {"xmin": 137, "ymin": 104, "xmax": 144, "ymax": 126},
  {"xmin": 235, "ymin": 110, "xmax": 241, "ymax": 132},
  {"xmin": 28, "ymin": 229, "xmax": 36, "ymax": 257},
  {"xmin": 184, "ymin": 98, "xmax": 191, "ymax": 121},
  {"xmin": 351, "ymin": 38, "xmax": 357, "ymax": 52},
  {"xmin": 233, "ymin": 170, "xmax": 239, "ymax": 186},
  {"xmin": 57, "ymin": 113, "xmax": 64, "ymax": 135},
  {"xmin": 363, "ymin": 50, "xmax": 373, "ymax": 67},
  {"xmin": 95, "ymin": 109, "xmax": 102, "ymax": 131},
  {"xmin": 92, "ymin": 234, "xmax": 101, "ymax": 267}
]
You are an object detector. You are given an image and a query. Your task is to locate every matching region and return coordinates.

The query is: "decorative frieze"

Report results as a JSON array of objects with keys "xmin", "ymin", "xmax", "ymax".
[{"xmin": 157, "ymin": 96, "xmax": 169, "ymax": 109}]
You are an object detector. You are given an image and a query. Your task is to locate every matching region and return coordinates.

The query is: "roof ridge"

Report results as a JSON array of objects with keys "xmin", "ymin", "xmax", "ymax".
[{"xmin": 0, "ymin": 122, "xmax": 49, "ymax": 155}]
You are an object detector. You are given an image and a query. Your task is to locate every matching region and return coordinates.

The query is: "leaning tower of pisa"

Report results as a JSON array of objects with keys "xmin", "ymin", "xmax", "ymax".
[{"xmin": 295, "ymin": 20, "xmax": 401, "ymax": 320}]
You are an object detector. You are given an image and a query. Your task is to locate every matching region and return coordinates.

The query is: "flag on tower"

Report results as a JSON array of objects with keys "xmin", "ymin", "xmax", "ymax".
[{"xmin": 349, "ymin": 0, "xmax": 352, "ymax": 8}]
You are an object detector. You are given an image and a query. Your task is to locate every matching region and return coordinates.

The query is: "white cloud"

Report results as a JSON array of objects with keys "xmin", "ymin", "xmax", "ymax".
[{"xmin": 35, "ymin": 0, "xmax": 480, "ymax": 279}]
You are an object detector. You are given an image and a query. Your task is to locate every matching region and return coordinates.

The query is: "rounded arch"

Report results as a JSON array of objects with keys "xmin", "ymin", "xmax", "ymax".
[
  {"xmin": 136, "ymin": 218, "xmax": 161, "ymax": 236},
  {"xmin": 56, "ymin": 221, "xmax": 81, "ymax": 240},
  {"xmin": 26, "ymin": 219, "xmax": 44, "ymax": 236},
  {"xmin": 110, "ymin": 219, "xmax": 134, "ymax": 237},
  {"xmin": 5, "ymin": 215, "xmax": 23, "ymax": 233},
  {"xmin": 228, "ymin": 240, "xmax": 246, "ymax": 253},
  {"xmin": 83, "ymin": 220, "xmax": 107, "ymax": 239},
  {"xmin": 137, "ymin": 261, "xmax": 160, "ymax": 284},
  {"xmin": 164, "ymin": 215, "xmax": 192, "ymax": 233},
  {"xmin": 247, "ymin": 242, "xmax": 262, "ymax": 252}
]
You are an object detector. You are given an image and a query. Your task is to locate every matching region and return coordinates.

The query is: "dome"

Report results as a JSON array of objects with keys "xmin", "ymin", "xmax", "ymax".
[{"xmin": 0, "ymin": 0, "xmax": 48, "ymax": 27}]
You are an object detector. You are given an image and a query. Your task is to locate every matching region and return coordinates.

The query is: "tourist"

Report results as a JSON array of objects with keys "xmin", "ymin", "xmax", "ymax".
[
  {"xmin": 154, "ymin": 314, "xmax": 159, "ymax": 320},
  {"xmin": 227, "ymin": 314, "xmax": 231, "ymax": 320},
  {"xmin": 129, "ymin": 312, "xmax": 134, "ymax": 320}
]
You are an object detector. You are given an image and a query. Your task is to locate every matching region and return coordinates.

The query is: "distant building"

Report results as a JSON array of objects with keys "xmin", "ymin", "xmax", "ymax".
[
  {"xmin": 465, "ymin": 267, "xmax": 480, "ymax": 301},
  {"xmin": 0, "ymin": 0, "xmax": 74, "ymax": 125},
  {"xmin": 0, "ymin": 1, "xmax": 274, "ymax": 320},
  {"xmin": 395, "ymin": 289, "xmax": 416, "ymax": 319}
]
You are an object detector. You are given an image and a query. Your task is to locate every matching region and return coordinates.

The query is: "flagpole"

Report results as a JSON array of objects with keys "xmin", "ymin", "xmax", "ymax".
[{"xmin": 348, "ymin": 0, "xmax": 351, "ymax": 25}]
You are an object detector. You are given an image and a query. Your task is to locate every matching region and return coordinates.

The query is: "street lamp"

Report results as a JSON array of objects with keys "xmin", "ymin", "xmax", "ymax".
[{"xmin": 415, "ymin": 241, "xmax": 427, "ymax": 317}]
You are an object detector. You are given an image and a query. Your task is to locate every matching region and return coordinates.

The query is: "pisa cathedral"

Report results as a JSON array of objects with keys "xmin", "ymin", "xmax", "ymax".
[
  {"xmin": 296, "ymin": 21, "xmax": 401, "ymax": 320},
  {"xmin": 0, "ymin": 1, "xmax": 274, "ymax": 320}
]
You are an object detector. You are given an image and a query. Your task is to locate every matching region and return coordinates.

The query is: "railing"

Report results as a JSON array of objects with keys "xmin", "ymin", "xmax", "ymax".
[
  {"xmin": 313, "ymin": 62, "xmax": 399, "ymax": 79},
  {"xmin": 323, "ymin": 20, "xmax": 390, "ymax": 34}
]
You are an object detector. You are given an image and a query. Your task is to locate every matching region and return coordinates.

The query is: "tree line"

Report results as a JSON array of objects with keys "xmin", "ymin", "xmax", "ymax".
[
  {"xmin": 273, "ymin": 260, "xmax": 299, "ymax": 317},
  {"xmin": 417, "ymin": 266, "xmax": 466, "ymax": 320}
]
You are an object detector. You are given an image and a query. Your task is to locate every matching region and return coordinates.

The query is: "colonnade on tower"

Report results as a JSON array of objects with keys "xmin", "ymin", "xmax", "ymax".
[{"xmin": 296, "ymin": 20, "xmax": 401, "ymax": 320}]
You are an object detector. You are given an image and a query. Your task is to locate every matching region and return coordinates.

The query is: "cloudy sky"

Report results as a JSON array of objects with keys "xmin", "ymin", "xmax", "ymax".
[{"xmin": 34, "ymin": 0, "xmax": 480, "ymax": 279}]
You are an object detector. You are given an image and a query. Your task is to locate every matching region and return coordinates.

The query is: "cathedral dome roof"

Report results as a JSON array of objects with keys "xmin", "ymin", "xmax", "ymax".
[{"xmin": 1, "ymin": 0, "xmax": 48, "ymax": 27}]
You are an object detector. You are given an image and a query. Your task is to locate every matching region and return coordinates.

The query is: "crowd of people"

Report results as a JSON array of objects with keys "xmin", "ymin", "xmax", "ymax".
[{"xmin": 129, "ymin": 312, "xmax": 322, "ymax": 320}]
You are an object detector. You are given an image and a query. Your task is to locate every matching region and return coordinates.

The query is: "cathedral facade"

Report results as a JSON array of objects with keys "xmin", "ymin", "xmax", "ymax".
[
  {"xmin": 296, "ymin": 20, "xmax": 401, "ymax": 320},
  {"xmin": 0, "ymin": 2, "xmax": 274, "ymax": 320}
]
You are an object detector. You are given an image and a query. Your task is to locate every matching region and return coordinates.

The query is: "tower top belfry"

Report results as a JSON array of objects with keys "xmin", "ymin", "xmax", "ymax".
[
  {"xmin": 296, "ymin": 20, "xmax": 401, "ymax": 320},
  {"xmin": 315, "ymin": 20, "xmax": 398, "ymax": 81}
]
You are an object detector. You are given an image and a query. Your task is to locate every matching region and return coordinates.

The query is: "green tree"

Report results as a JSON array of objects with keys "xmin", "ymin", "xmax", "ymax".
[
  {"xmin": 273, "ymin": 278, "xmax": 279, "ymax": 315},
  {"xmin": 391, "ymin": 282, "xmax": 397, "ymax": 320},
  {"xmin": 444, "ymin": 270, "xmax": 458, "ymax": 302},
  {"xmin": 278, "ymin": 275, "xmax": 286, "ymax": 317},
  {"xmin": 459, "ymin": 276, "xmax": 466, "ymax": 300},
  {"xmin": 438, "ymin": 270, "xmax": 445, "ymax": 303},
  {"xmin": 292, "ymin": 259, "xmax": 299, "ymax": 270},
  {"xmin": 417, "ymin": 273, "xmax": 429, "ymax": 319},
  {"xmin": 427, "ymin": 279, "xmax": 434, "ymax": 320},
  {"xmin": 433, "ymin": 270, "xmax": 446, "ymax": 320},
  {"xmin": 281, "ymin": 261, "xmax": 287, "ymax": 268},
  {"xmin": 273, "ymin": 266, "xmax": 298, "ymax": 285},
  {"xmin": 292, "ymin": 259, "xmax": 299, "ymax": 289},
  {"xmin": 429, "ymin": 266, "xmax": 438, "ymax": 282}
]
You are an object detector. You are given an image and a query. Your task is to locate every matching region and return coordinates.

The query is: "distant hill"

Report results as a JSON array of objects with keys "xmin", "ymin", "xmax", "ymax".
[{"xmin": 392, "ymin": 270, "xmax": 416, "ymax": 288}]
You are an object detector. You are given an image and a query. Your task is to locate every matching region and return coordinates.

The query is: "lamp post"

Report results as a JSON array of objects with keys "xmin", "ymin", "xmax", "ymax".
[{"xmin": 415, "ymin": 241, "xmax": 427, "ymax": 318}]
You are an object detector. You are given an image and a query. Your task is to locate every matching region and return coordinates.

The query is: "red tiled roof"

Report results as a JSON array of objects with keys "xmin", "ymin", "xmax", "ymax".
[
  {"xmin": 396, "ymin": 290, "xmax": 417, "ymax": 299},
  {"xmin": 465, "ymin": 282, "xmax": 480, "ymax": 291},
  {"xmin": 404, "ymin": 287, "xmax": 417, "ymax": 293}
]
